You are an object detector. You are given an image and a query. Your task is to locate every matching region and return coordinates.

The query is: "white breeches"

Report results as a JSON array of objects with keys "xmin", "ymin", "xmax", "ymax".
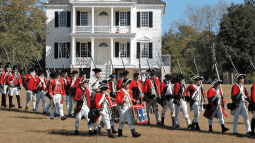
[
  {"xmin": 0, "ymin": 86, "xmax": 3, "ymax": 93},
  {"xmin": 175, "ymin": 100, "xmax": 190, "ymax": 126},
  {"xmin": 68, "ymin": 96, "xmax": 76, "ymax": 115},
  {"xmin": 146, "ymin": 98, "xmax": 160, "ymax": 123},
  {"xmin": 75, "ymin": 106, "xmax": 91, "ymax": 131},
  {"xmin": 26, "ymin": 90, "xmax": 36, "ymax": 109},
  {"xmin": 50, "ymin": 94, "xmax": 64, "ymax": 118},
  {"xmin": 8, "ymin": 87, "xmax": 20, "ymax": 96},
  {"xmin": 2, "ymin": 85, "xmax": 8, "ymax": 94},
  {"xmin": 233, "ymin": 102, "xmax": 251, "ymax": 133},
  {"xmin": 95, "ymin": 115, "xmax": 111, "ymax": 130},
  {"xmin": 118, "ymin": 106, "xmax": 135, "ymax": 130},
  {"xmin": 192, "ymin": 101, "xmax": 201, "ymax": 123},
  {"xmin": 35, "ymin": 91, "xmax": 46, "ymax": 112},
  {"xmin": 162, "ymin": 99, "xmax": 175, "ymax": 118},
  {"xmin": 208, "ymin": 105, "xmax": 224, "ymax": 125},
  {"xmin": 65, "ymin": 95, "xmax": 70, "ymax": 109}
]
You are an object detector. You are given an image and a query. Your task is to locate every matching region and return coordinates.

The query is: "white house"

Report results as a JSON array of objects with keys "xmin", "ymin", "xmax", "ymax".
[{"xmin": 44, "ymin": 0, "xmax": 166, "ymax": 80}]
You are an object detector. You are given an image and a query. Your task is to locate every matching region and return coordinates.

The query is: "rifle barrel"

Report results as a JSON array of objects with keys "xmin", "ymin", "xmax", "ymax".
[
  {"xmin": 225, "ymin": 50, "xmax": 239, "ymax": 74},
  {"xmin": 244, "ymin": 48, "xmax": 255, "ymax": 71}
]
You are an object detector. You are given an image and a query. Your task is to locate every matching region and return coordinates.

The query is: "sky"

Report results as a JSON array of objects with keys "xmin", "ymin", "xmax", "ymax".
[{"xmin": 161, "ymin": 0, "xmax": 245, "ymax": 34}]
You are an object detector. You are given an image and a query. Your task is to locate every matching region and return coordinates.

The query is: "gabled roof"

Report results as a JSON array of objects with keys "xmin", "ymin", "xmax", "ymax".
[{"xmin": 137, "ymin": 0, "xmax": 165, "ymax": 4}]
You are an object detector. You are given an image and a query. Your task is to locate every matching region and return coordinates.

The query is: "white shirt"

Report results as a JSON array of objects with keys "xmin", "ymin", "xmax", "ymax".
[
  {"xmin": 88, "ymin": 75, "xmax": 100, "ymax": 92},
  {"xmin": 164, "ymin": 80, "xmax": 173, "ymax": 96},
  {"xmin": 192, "ymin": 83, "xmax": 202, "ymax": 101}
]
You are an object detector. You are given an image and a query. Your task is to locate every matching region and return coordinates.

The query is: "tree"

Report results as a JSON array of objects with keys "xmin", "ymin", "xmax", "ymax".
[
  {"xmin": 0, "ymin": 0, "xmax": 47, "ymax": 74},
  {"xmin": 245, "ymin": 0, "xmax": 255, "ymax": 6},
  {"xmin": 218, "ymin": 3, "xmax": 255, "ymax": 75}
]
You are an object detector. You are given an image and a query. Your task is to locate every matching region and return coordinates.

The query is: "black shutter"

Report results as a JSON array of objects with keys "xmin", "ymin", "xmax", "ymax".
[
  {"xmin": 149, "ymin": 42, "xmax": 153, "ymax": 59},
  {"xmin": 54, "ymin": 43, "xmax": 58, "ymax": 59},
  {"xmin": 149, "ymin": 11, "xmax": 153, "ymax": 28},
  {"xmin": 137, "ymin": 42, "xmax": 140, "ymax": 59},
  {"xmin": 76, "ymin": 42, "xmax": 80, "ymax": 57},
  {"xmin": 77, "ymin": 11, "xmax": 80, "ymax": 26},
  {"xmin": 55, "ymin": 11, "xmax": 59, "ymax": 27},
  {"xmin": 66, "ymin": 42, "xmax": 70, "ymax": 58},
  {"xmin": 116, "ymin": 12, "xmax": 119, "ymax": 26},
  {"xmin": 137, "ymin": 12, "xmax": 140, "ymax": 28},
  {"xmin": 67, "ymin": 11, "xmax": 71, "ymax": 27},
  {"xmin": 88, "ymin": 42, "xmax": 91, "ymax": 57},
  {"xmin": 127, "ymin": 12, "xmax": 130, "ymax": 26},
  {"xmin": 127, "ymin": 42, "xmax": 130, "ymax": 57},
  {"xmin": 115, "ymin": 42, "xmax": 119, "ymax": 58}
]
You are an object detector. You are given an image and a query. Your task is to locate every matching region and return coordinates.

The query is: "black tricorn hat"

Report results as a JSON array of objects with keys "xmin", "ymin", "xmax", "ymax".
[
  {"xmin": 122, "ymin": 70, "xmax": 129, "ymax": 76},
  {"xmin": 234, "ymin": 74, "xmax": 246, "ymax": 80},
  {"xmin": 71, "ymin": 70, "xmax": 79, "ymax": 74},
  {"xmin": 150, "ymin": 70, "xmax": 157, "ymax": 76},
  {"xmin": 109, "ymin": 73, "xmax": 117, "ymax": 79},
  {"xmin": 133, "ymin": 73, "xmax": 139, "ymax": 78},
  {"xmin": 80, "ymin": 71, "xmax": 87, "ymax": 76},
  {"xmin": 212, "ymin": 79, "xmax": 222, "ymax": 85},
  {"xmin": 50, "ymin": 72, "xmax": 56, "ymax": 78},
  {"xmin": 13, "ymin": 65, "xmax": 18, "ymax": 70},
  {"xmin": 92, "ymin": 68, "xmax": 102, "ymax": 73},
  {"xmin": 38, "ymin": 70, "xmax": 44, "ymax": 75},
  {"xmin": 56, "ymin": 70, "xmax": 62, "ymax": 75},
  {"xmin": 177, "ymin": 74, "xmax": 186, "ymax": 79},
  {"xmin": 79, "ymin": 78, "xmax": 89, "ymax": 84},
  {"xmin": 0, "ymin": 62, "xmax": 3, "ymax": 68},
  {"xmin": 121, "ymin": 78, "xmax": 132, "ymax": 86},
  {"xmin": 192, "ymin": 75, "xmax": 204, "ymax": 81},
  {"xmin": 61, "ymin": 69, "xmax": 66, "ymax": 73},
  {"xmin": 98, "ymin": 82, "xmax": 109, "ymax": 90},
  {"xmin": 29, "ymin": 67, "xmax": 35, "ymax": 72},
  {"xmin": 164, "ymin": 74, "xmax": 172, "ymax": 80},
  {"xmin": 5, "ymin": 62, "xmax": 11, "ymax": 68}
]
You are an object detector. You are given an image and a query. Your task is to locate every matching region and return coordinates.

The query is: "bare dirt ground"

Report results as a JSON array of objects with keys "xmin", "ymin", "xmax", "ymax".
[{"xmin": 0, "ymin": 84, "xmax": 255, "ymax": 143}]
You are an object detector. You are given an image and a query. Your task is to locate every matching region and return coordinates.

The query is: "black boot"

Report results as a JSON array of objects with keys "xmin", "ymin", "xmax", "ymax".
[
  {"xmin": 94, "ymin": 130, "xmax": 98, "ymax": 137},
  {"xmin": 195, "ymin": 123, "xmax": 200, "ymax": 131},
  {"xmin": 111, "ymin": 125, "xmax": 117, "ymax": 134},
  {"xmin": 131, "ymin": 129, "xmax": 141, "ymax": 138},
  {"xmin": 9, "ymin": 96, "xmax": 15, "ymax": 108},
  {"xmin": 251, "ymin": 119, "xmax": 255, "ymax": 135},
  {"xmin": 16, "ymin": 95, "xmax": 22, "ymax": 109},
  {"xmin": 118, "ymin": 129, "xmax": 124, "ymax": 137},
  {"xmin": 98, "ymin": 127, "xmax": 103, "ymax": 134},
  {"xmin": 172, "ymin": 117, "xmax": 175, "ymax": 127},
  {"xmin": 107, "ymin": 129, "xmax": 116, "ymax": 138},
  {"xmin": 74, "ymin": 130, "xmax": 79, "ymax": 136},
  {"xmin": 1, "ymin": 94, "xmax": 6, "ymax": 107},
  {"xmin": 209, "ymin": 125, "xmax": 213, "ymax": 132},
  {"xmin": 191, "ymin": 120, "xmax": 195, "ymax": 129},
  {"xmin": 188, "ymin": 124, "xmax": 192, "ymax": 129},
  {"xmin": 161, "ymin": 117, "xmax": 165, "ymax": 126},
  {"xmin": 221, "ymin": 124, "xmax": 229, "ymax": 133},
  {"xmin": 89, "ymin": 130, "xmax": 95, "ymax": 137}
]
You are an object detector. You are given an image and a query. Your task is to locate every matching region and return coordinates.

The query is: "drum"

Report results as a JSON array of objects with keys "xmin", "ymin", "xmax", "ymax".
[
  {"xmin": 111, "ymin": 103, "xmax": 119, "ymax": 122},
  {"xmin": 131, "ymin": 104, "xmax": 148, "ymax": 124}
]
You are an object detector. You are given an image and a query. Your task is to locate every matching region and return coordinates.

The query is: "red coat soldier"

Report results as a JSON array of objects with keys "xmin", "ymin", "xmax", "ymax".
[
  {"xmin": 129, "ymin": 73, "xmax": 143, "ymax": 100},
  {"xmin": 35, "ymin": 70, "xmax": 47, "ymax": 113},
  {"xmin": 1, "ymin": 62, "xmax": 11, "ymax": 107},
  {"xmin": 117, "ymin": 70, "xmax": 129, "ymax": 90}
]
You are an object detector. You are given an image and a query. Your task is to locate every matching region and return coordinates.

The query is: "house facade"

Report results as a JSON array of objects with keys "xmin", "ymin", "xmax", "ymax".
[{"xmin": 44, "ymin": 0, "xmax": 166, "ymax": 80}]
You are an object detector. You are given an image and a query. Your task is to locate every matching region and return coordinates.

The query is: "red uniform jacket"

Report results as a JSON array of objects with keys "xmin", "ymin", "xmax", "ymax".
[
  {"xmin": 24, "ymin": 74, "xmax": 38, "ymax": 91},
  {"xmin": 160, "ymin": 81, "xmax": 173, "ymax": 99},
  {"xmin": 48, "ymin": 77, "xmax": 66, "ymax": 96},
  {"xmin": 65, "ymin": 76, "xmax": 71, "ymax": 91},
  {"xmin": 129, "ymin": 80, "xmax": 143, "ymax": 99},
  {"xmin": 183, "ymin": 83, "xmax": 206, "ymax": 107},
  {"xmin": 116, "ymin": 89, "xmax": 136, "ymax": 105},
  {"xmin": 231, "ymin": 83, "xmax": 249, "ymax": 102},
  {"xmin": 174, "ymin": 82, "xmax": 186, "ymax": 98},
  {"xmin": 35, "ymin": 76, "xmax": 46, "ymax": 91},
  {"xmin": 0, "ymin": 71, "xmax": 6, "ymax": 85},
  {"xmin": 91, "ymin": 93, "xmax": 112, "ymax": 123},
  {"xmin": 73, "ymin": 87, "xmax": 90, "ymax": 114},
  {"xmin": 251, "ymin": 84, "xmax": 255, "ymax": 103},
  {"xmin": 7, "ymin": 72, "xmax": 22, "ymax": 85},
  {"xmin": 70, "ymin": 77, "xmax": 79, "ymax": 90},
  {"xmin": 143, "ymin": 78, "xmax": 160, "ymax": 99},
  {"xmin": 117, "ymin": 78, "xmax": 123, "ymax": 90}
]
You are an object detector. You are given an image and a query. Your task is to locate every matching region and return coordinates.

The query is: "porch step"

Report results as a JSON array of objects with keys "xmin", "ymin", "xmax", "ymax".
[{"xmin": 91, "ymin": 65, "xmax": 111, "ymax": 80}]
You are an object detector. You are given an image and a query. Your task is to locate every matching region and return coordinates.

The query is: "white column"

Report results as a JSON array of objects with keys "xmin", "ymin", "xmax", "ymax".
[
  {"xmin": 72, "ymin": 6, "xmax": 75, "ymax": 33},
  {"xmin": 130, "ymin": 7, "xmax": 134, "ymax": 33},
  {"xmin": 92, "ymin": 7, "xmax": 94, "ymax": 33},
  {"xmin": 111, "ymin": 7, "xmax": 114, "ymax": 33},
  {"xmin": 71, "ymin": 37, "xmax": 75, "ymax": 66},
  {"xmin": 91, "ymin": 38, "xmax": 95, "ymax": 68},
  {"xmin": 110, "ymin": 38, "xmax": 114, "ymax": 60},
  {"xmin": 130, "ymin": 38, "xmax": 134, "ymax": 64}
]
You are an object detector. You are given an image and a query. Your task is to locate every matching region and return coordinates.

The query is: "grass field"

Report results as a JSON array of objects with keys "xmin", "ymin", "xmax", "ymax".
[{"xmin": 0, "ymin": 84, "xmax": 255, "ymax": 143}]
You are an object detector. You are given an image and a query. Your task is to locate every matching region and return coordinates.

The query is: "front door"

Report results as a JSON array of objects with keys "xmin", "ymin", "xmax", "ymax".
[{"xmin": 96, "ymin": 47, "xmax": 109, "ymax": 65}]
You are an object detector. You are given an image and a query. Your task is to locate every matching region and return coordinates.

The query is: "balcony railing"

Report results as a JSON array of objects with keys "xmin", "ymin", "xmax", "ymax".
[
  {"xmin": 75, "ymin": 57, "xmax": 91, "ymax": 66},
  {"xmin": 94, "ymin": 26, "xmax": 110, "ymax": 33},
  {"xmin": 75, "ymin": 26, "xmax": 91, "ymax": 32}
]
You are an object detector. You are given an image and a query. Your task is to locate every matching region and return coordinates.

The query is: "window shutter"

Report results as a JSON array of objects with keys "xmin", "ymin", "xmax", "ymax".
[
  {"xmin": 88, "ymin": 42, "xmax": 91, "ymax": 57},
  {"xmin": 66, "ymin": 42, "xmax": 70, "ymax": 58},
  {"xmin": 67, "ymin": 11, "xmax": 71, "ymax": 27},
  {"xmin": 115, "ymin": 42, "xmax": 119, "ymax": 58},
  {"xmin": 149, "ymin": 42, "xmax": 153, "ymax": 59},
  {"xmin": 149, "ymin": 11, "xmax": 153, "ymax": 28},
  {"xmin": 54, "ymin": 43, "xmax": 58, "ymax": 59},
  {"xmin": 115, "ymin": 12, "xmax": 119, "ymax": 26},
  {"xmin": 77, "ymin": 11, "xmax": 80, "ymax": 26},
  {"xmin": 137, "ymin": 12, "xmax": 140, "ymax": 28},
  {"xmin": 76, "ymin": 42, "xmax": 80, "ymax": 57},
  {"xmin": 137, "ymin": 42, "xmax": 140, "ymax": 59},
  {"xmin": 55, "ymin": 11, "xmax": 59, "ymax": 27},
  {"xmin": 127, "ymin": 12, "xmax": 130, "ymax": 26},
  {"xmin": 127, "ymin": 42, "xmax": 130, "ymax": 57}
]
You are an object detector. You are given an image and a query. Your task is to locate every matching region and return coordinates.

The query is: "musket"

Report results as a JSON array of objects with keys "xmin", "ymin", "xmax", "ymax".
[
  {"xmin": 87, "ymin": 47, "xmax": 103, "ymax": 81},
  {"xmin": 65, "ymin": 47, "xmax": 74, "ymax": 71},
  {"xmin": 139, "ymin": 55, "xmax": 143, "ymax": 83},
  {"xmin": 225, "ymin": 49, "xmax": 249, "ymax": 93},
  {"xmin": 31, "ymin": 49, "xmax": 42, "ymax": 71},
  {"xmin": 147, "ymin": 60, "xmax": 151, "ymax": 69},
  {"xmin": 244, "ymin": 48, "xmax": 255, "ymax": 71},
  {"xmin": 192, "ymin": 51, "xmax": 205, "ymax": 91},
  {"xmin": 59, "ymin": 45, "xmax": 65, "ymax": 69},
  {"xmin": 156, "ymin": 49, "xmax": 167, "ymax": 74},
  {"xmin": 177, "ymin": 61, "xmax": 182, "ymax": 74},
  {"xmin": 22, "ymin": 51, "xmax": 32, "ymax": 68},
  {"xmin": 110, "ymin": 58, "xmax": 114, "ymax": 73},
  {"xmin": 76, "ymin": 53, "xmax": 83, "ymax": 71},
  {"xmin": 50, "ymin": 53, "xmax": 56, "ymax": 72},
  {"xmin": 121, "ymin": 57, "xmax": 126, "ymax": 70},
  {"xmin": 4, "ymin": 46, "xmax": 10, "ymax": 63}
]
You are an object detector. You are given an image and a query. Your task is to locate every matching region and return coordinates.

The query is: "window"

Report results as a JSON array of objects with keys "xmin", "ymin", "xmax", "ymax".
[
  {"xmin": 81, "ymin": 12, "xmax": 88, "ymax": 26},
  {"xmin": 59, "ymin": 43, "xmax": 67, "ymax": 58},
  {"xmin": 119, "ymin": 43, "xmax": 127, "ymax": 58},
  {"xmin": 120, "ymin": 12, "xmax": 127, "ymax": 26},
  {"xmin": 141, "ymin": 43, "xmax": 149, "ymax": 58},
  {"xmin": 59, "ymin": 12, "xmax": 67, "ymax": 27},
  {"xmin": 99, "ymin": 42, "xmax": 108, "ymax": 47},
  {"xmin": 99, "ymin": 11, "xmax": 108, "ymax": 16},
  {"xmin": 141, "ymin": 12, "xmax": 149, "ymax": 27},
  {"xmin": 81, "ymin": 43, "xmax": 88, "ymax": 57}
]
